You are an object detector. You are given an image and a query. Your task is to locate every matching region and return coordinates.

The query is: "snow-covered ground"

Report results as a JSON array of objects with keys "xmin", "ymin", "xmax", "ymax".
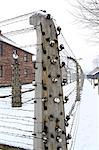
[
  {"xmin": 0, "ymin": 84, "xmax": 35, "ymax": 150},
  {"xmin": 0, "ymin": 79, "xmax": 98, "ymax": 150},
  {"xmin": 74, "ymin": 79, "xmax": 99, "ymax": 150},
  {"xmin": 0, "ymin": 81, "xmax": 77, "ymax": 150}
]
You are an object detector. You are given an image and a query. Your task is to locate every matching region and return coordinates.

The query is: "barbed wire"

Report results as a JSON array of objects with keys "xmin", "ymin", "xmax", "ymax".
[
  {"xmin": 0, "ymin": 111, "xmax": 34, "ymax": 117},
  {"xmin": 0, "ymin": 131, "xmax": 33, "ymax": 139},
  {"xmin": 0, "ymin": 11, "xmax": 84, "ymax": 150},
  {"xmin": 0, "ymin": 124, "xmax": 33, "ymax": 133},
  {"xmin": 0, "ymin": 138, "xmax": 33, "ymax": 147},
  {"xmin": 0, "ymin": 119, "xmax": 33, "ymax": 127},
  {"xmin": 69, "ymin": 103, "xmax": 80, "ymax": 150},
  {"xmin": 0, "ymin": 11, "xmax": 33, "ymax": 27}
]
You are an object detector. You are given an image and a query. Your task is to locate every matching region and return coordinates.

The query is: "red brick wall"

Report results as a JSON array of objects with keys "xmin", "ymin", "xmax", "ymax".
[{"xmin": 0, "ymin": 42, "xmax": 34, "ymax": 86}]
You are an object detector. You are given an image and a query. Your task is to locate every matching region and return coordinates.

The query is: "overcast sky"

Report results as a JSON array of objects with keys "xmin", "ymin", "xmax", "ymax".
[
  {"xmin": 0, "ymin": 0, "xmax": 99, "ymax": 73},
  {"xmin": 0, "ymin": 1, "xmax": 98, "ymax": 149}
]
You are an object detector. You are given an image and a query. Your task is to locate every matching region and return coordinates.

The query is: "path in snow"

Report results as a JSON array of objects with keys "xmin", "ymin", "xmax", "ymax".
[{"xmin": 74, "ymin": 79, "xmax": 99, "ymax": 150}]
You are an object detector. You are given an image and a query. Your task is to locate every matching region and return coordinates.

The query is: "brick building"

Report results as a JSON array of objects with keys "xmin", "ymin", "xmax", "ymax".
[{"xmin": 0, "ymin": 33, "xmax": 34, "ymax": 86}]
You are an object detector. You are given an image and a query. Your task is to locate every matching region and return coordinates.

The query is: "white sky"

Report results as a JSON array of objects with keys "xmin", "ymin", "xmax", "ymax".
[{"xmin": 0, "ymin": 0, "xmax": 99, "ymax": 73}]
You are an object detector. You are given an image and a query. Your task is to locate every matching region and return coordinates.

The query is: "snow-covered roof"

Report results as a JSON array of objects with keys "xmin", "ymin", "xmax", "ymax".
[
  {"xmin": 0, "ymin": 34, "xmax": 33, "ymax": 55},
  {"xmin": 0, "ymin": 34, "xmax": 19, "ymax": 47},
  {"xmin": 89, "ymin": 67, "xmax": 99, "ymax": 75}
]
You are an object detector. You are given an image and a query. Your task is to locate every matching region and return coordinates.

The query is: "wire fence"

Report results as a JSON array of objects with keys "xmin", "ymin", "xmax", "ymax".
[{"xmin": 0, "ymin": 11, "xmax": 84, "ymax": 150}]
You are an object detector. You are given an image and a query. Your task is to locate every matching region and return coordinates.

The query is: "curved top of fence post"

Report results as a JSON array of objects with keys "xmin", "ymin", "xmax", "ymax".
[{"xmin": 30, "ymin": 10, "xmax": 52, "ymax": 27}]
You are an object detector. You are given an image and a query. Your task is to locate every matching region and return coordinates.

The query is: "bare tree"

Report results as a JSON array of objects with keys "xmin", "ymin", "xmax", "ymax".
[{"xmin": 76, "ymin": 0, "xmax": 99, "ymax": 35}]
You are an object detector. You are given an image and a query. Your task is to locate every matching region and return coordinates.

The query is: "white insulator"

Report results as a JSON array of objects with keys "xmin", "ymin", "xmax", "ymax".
[
  {"xmin": 56, "ymin": 136, "xmax": 62, "ymax": 143},
  {"xmin": 42, "ymin": 97, "xmax": 47, "ymax": 102},
  {"xmin": 50, "ymin": 40, "xmax": 55, "ymax": 47},
  {"xmin": 43, "ymin": 136, "xmax": 47, "ymax": 143},
  {"xmin": 52, "ymin": 78, "xmax": 58, "ymax": 83},
  {"xmin": 54, "ymin": 97, "xmax": 61, "ymax": 103},
  {"xmin": 57, "ymin": 128, "xmax": 62, "ymax": 132},
  {"xmin": 51, "ymin": 59, "xmax": 57, "ymax": 64},
  {"xmin": 57, "ymin": 147, "xmax": 63, "ymax": 150}
]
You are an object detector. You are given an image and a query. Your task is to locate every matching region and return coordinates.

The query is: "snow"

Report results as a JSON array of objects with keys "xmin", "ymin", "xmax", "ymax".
[
  {"xmin": 31, "ymin": 10, "xmax": 51, "ymax": 19},
  {"xmin": 0, "ymin": 79, "xmax": 98, "ymax": 150},
  {"xmin": 0, "ymin": 34, "xmax": 19, "ymax": 48},
  {"xmin": 0, "ymin": 84, "xmax": 34, "ymax": 150},
  {"xmin": 74, "ymin": 80, "xmax": 99, "ymax": 150}
]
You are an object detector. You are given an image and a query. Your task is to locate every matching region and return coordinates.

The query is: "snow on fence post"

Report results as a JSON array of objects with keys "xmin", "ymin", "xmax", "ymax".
[
  {"xmin": 30, "ymin": 10, "xmax": 68, "ymax": 150},
  {"xmin": 12, "ymin": 53, "xmax": 22, "ymax": 107}
]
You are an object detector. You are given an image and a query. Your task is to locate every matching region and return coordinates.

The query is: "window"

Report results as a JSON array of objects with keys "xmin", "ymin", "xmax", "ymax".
[
  {"xmin": 0, "ymin": 65, "xmax": 3, "ymax": 77},
  {"xmin": 24, "ymin": 53, "xmax": 28, "ymax": 62},
  {"xmin": 24, "ymin": 68, "xmax": 28, "ymax": 77},
  {"xmin": 0, "ymin": 42, "xmax": 3, "ymax": 55}
]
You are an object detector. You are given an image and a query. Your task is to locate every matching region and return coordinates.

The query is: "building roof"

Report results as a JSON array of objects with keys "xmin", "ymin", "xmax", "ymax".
[
  {"xmin": 89, "ymin": 67, "xmax": 99, "ymax": 75},
  {"xmin": 0, "ymin": 33, "xmax": 34, "ymax": 55}
]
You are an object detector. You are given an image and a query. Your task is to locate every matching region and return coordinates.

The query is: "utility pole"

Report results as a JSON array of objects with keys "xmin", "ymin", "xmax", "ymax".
[
  {"xmin": 30, "ymin": 11, "xmax": 67, "ymax": 150},
  {"xmin": 76, "ymin": 62, "xmax": 80, "ymax": 101},
  {"xmin": 93, "ymin": 78, "xmax": 95, "ymax": 88},
  {"xmin": 67, "ymin": 56, "xmax": 81, "ymax": 101},
  {"xmin": 12, "ymin": 53, "xmax": 22, "ymax": 107},
  {"xmin": 79, "ymin": 66, "xmax": 84, "ymax": 91}
]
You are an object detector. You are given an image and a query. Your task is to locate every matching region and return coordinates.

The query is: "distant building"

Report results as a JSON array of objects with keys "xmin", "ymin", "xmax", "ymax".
[
  {"xmin": 87, "ymin": 67, "xmax": 99, "ymax": 79},
  {"xmin": 0, "ymin": 32, "xmax": 34, "ymax": 86},
  {"xmin": 89, "ymin": 67, "xmax": 99, "ymax": 76}
]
